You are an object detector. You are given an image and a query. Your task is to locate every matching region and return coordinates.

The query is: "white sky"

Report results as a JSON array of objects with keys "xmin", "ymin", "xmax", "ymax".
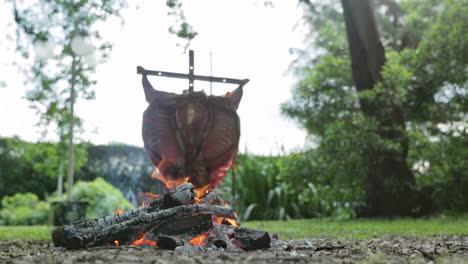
[{"xmin": 0, "ymin": 0, "xmax": 307, "ymax": 155}]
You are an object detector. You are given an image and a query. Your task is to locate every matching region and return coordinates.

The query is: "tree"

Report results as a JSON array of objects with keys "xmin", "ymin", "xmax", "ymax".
[
  {"xmin": 283, "ymin": 0, "xmax": 468, "ymax": 216},
  {"xmin": 0, "ymin": 137, "xmax": 56, "ymax": 201},
  {"xmin": 8, "ymin": 0, "xmax": 126, "ymax": 201},
  {"xmin": 340, "ymin": 0, "xmax": 414, "ymax": 216}
]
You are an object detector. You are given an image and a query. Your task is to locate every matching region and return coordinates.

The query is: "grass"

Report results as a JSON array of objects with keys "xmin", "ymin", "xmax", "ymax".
[
  {"xmin": 0, "ymin": 217, "xmax": 467, "ymax": 241},
  {"xmin": 0, "ymin": 226, "xmax": 53, "ymax": 241},
  {"xmin": 243, "ymin": 217, "xmax": 468, "ymax": 240}
]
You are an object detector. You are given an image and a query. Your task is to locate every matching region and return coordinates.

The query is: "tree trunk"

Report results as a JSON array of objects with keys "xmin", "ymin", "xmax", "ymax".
[
  {"xmin": 341, "ymin": 0, "xmax": 415, "ymax": 217},
  {"xmin": 57, "ymin": 161, "xmax": 64, "ymax": 197},
  {"xmin": 67, "ymin": 55, "xmax": 77, "ymax": 201}
]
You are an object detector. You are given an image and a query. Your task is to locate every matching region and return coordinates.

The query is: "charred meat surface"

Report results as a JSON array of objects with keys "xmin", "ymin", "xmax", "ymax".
[{"xmin": 140, "ymin": 68, "xmax": 246, "ymax": 189}]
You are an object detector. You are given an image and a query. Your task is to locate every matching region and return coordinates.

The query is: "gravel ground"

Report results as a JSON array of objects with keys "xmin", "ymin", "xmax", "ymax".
[{"xmin": 1, "ymin": 236, "xmax": 467, "ymax": 264}]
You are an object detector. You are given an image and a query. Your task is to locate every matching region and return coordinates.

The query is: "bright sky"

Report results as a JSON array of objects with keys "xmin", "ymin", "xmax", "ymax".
[{"xmin": 0, "ymin": 0, "xmax": 307, "ymax": 155}]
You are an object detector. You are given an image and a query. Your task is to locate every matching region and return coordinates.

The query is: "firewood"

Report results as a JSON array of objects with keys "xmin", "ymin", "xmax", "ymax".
[
  {"xmin": 156, "ymin": 236, "xmax": 185, "ymax": 250},
  {"xmin": 232, "ymin": 227, "xmax": 271, "ymax": 250},
  {"xmin": 51, "ymin": 183, "xmax": 235, "ymax": 249},
  {"xmin": 200, "ymin": 190, "xmax": 225, "ymax": 206},
  {"xmin": 149, "ymin": 213, "xmax": 213, "ymax": 240},
  {"xmin": 206, "ymin": 223, "xmax": 236, "ymax": 250},
  {"xmin": 53, "ymin": 204, "xmax": 234, "ymax": 249}
]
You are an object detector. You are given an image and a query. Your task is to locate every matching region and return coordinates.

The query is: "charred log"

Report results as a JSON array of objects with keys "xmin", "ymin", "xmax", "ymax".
[
  {"xmin": 52, "ymin": 183, "xmax": 195, "ymax": 246},
  {"xmin": 51, "ymin": 183, "xmax": 235, "ymax": 249},
  {"xmin": 149, "ymin": 213, "xmax": 213, "ymax": 240},
  {"xmin": 156, "ymin": 236, "xmax": 186, "ymax": 250},
  {"xmin": 53, "ymin": 204, "xmax": 233, "ymax": 250},
  {"xmin": 200, "ymin": 190, "xmax": 225, "ymax": 206},
  {"xmin": 233, "ymin": 227, "xmax": 271, "ymax": 250}
]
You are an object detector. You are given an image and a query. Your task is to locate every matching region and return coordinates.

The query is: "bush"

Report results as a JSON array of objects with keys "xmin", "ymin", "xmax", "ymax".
[
  {"xmin": 0, "ymin": 193, "xmax": 50, "ymax": 225},
  {"xmin": 72, "ymin": 177, "xmax": 135, "ymax": 219},
  {"xmin": 220, "ymin": 152, "xmax": 362, "ymax": 221}
]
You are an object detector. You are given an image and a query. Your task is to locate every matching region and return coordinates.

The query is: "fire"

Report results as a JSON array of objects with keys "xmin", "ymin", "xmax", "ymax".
[
  {"xmin": 151, "ymin": 169, "xmax": 190, "ymax": 189},
  {"xmin": 114, "ymin": 240, "xmax": 120, "ymax": 246},
  {"xmin": 113, "ymin": 209, "xmax": 123, "ymax": 215},
  {"xmin": 225, "ymin": 218, "xmax": 239, "ymax": 227},
  {"xmin": 145, "ymin": 192, "xmax": 160, "ymax": 199},
  {"xmin": 132, "ymin": 238, "xmax": 157, "ymax": 247},
  {"xmin": 145, "ymin": 159, "xmax": 240, "ymax": 246},
  {"xmin": 195, "ymin": 184, "xmax": 211, "ymax": 199},
  {"xmin": 188, "ymin": 233, "xmax": 209, "ymax": 246},
  {"xmin": 213, "ymin": 215, "xmax": 239, "ymax": 227},
  {"xmin": 131, "ymin": 234, "xmax": 157, "ymax": 247}
]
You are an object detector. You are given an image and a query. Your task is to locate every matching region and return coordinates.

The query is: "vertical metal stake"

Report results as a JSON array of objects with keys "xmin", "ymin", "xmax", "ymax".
[
  {"xmin": 189, "ymin": 50, "xmax": 194, "ymax": 92},
  {"xmin": 209, "ymin": 51, "xmax": 213, "ymax": 95}
]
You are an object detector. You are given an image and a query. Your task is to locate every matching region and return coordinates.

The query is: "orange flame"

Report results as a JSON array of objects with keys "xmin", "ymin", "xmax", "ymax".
[
  {"xmin": 145, "ymin": 192, "xmax": 160, "ymax": 199},
  {"xmin": 114, "ymin": 240, "xmax": 120, "ymax": 246},
  {"xmin": 225, "ymin": 218, "xmax": 239, "ymax": 227},
  {"xmin": 195, "ymin": 184, "xmax": 211, "ymax": 201},
  {"xmin": 188, "ymin": 233, "xmax": 209, "ymax": 246},
  {"xmin": 213, "ymin": 215, "xmax": 239, "ymax": 227},
  {"xmin": 113, "ymin": 209, "xmax": 123, "ymax": 215},
  {"xmin": 152, "ymin": 169, "xmax": 190, "ymax": 189},
  {"xmin": 211, "ymin": 204, "xmax": 239, "ymax": 227}
]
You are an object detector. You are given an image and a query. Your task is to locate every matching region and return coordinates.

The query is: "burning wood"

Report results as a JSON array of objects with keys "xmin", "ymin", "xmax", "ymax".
[
  {"xmin": 51, "ymin": 183, "xmax": 270, "ymax": 251},
  {"xmin": 51, "ymin": 60, "xmax": 271, "ymax": 251},
  {"xmin": 149, "ymin": 213, "xmax": 213, "ymax": 239},
  {"xmin": 52, "ymin": 183, "xmax": 233, "ymax": 249}
]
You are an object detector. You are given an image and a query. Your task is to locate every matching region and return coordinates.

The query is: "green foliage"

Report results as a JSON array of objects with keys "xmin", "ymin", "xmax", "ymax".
[
  {"xmin": 0, "ymin": 137, "xmax": 88, "ymax": 201},
  {"xmin": 6, "ymin": 0, "xmax": 126, "ymax": 185},
  {"xmin": 221, "ymin": 153, "xmax": 361, "ymax": 221},
  {"xmin": 72, "ymin": 177, "xmax": 134, "ymax": 219},
  {"xmin": 227, "ymin": 155, "xmax": 290, "ymax": 221},
  {"xmin": 0, "ymin": 193, "xmax": 50, "ymax": 226},
  {"xmin": 166, "ymin": 0, "xmax": 198, "ymax": 50},
  {"xmin": 282, "ymin": 0, "xmax": 468, "ymax": 215},
  {"xmin": 408, "ymin": 128, "xmax": 468, "ymax": 212}
]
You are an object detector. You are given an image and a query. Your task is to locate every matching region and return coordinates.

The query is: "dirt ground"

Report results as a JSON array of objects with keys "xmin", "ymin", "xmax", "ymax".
[{"xmin": 1, "ymin": 236, "xmax": 467, "ymax": 264}]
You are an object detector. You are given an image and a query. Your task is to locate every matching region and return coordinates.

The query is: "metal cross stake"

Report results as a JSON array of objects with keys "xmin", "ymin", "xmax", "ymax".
[{"xmin": 136, "ymin": 50, "xmax": 249, "ymax": 92}]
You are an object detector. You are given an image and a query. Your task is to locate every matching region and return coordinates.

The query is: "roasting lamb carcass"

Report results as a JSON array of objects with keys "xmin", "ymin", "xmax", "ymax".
[{"xmin": 138, "ymin": 66, "xmax": 248, "ymax": 190}]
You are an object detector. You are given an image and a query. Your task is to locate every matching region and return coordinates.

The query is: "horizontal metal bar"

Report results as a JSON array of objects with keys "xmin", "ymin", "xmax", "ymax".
[{"xmin": 137, "ymin": 69, "xmax": 245, "ymax": 85}]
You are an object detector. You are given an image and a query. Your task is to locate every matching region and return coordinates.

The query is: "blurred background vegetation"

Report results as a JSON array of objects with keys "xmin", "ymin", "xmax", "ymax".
[
  {"xmin": 0, "ymin": 0, "xmax": 467, "ymax": 225},
  {"xmin": 0, "ymin": 135, "xmax": 466, "ymax": 225}
]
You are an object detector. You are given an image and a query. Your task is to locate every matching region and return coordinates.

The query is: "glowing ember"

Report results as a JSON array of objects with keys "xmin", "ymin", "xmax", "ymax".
[
  {"xmin": 113, "ymin": 209, "xmax": 123, "ymax": 215},
  {"xmin": 130, "ymin": 233, "xmax": 158, "ymax": 247},
  {"xmin": 131, "ymin": 238, "xmax": 157, "ymax": 247},
  {"xmin": 114, "ymin": 240, "xmax": 120, "ymax": 246},
  {"xmin": 188, "ymin": 233, "xmax": 209, "ymax": 246}
]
